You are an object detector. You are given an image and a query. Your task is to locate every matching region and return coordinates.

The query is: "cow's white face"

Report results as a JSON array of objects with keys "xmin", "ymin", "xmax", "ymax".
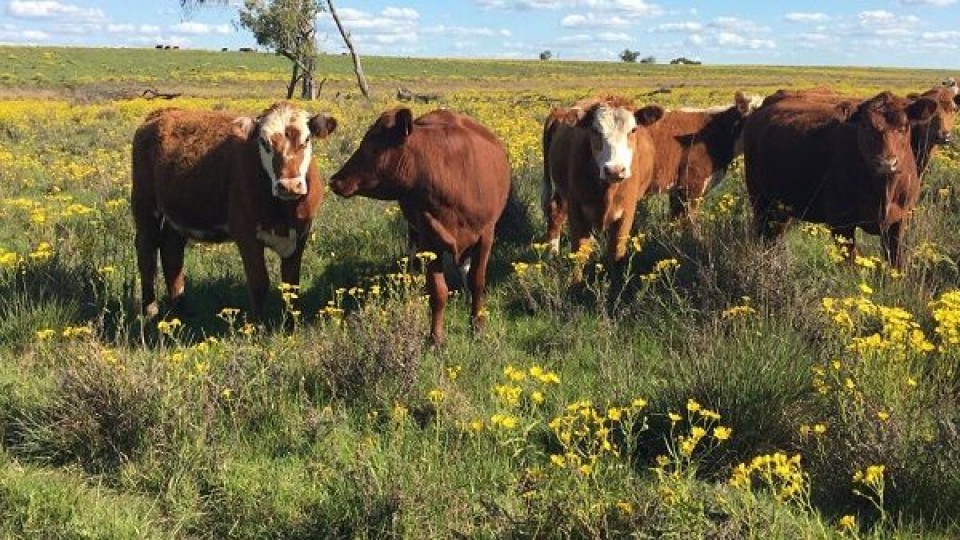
[
  {"xmin": 257, "ymin": 104, "xmax": 314, "ymax": 200},
  {"xmin": 590, "ymin": 105, "xmax": 638, "ymax": 181}
]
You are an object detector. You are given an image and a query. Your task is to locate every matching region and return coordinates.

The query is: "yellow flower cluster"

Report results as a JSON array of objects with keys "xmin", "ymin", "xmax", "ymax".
[
  {"xmin": 821, "ymin": 295, "xmax": 934, "ymax": 359},
  {"xmin": 548, "ymin": 397, "xmax": 647, "ymax": 477},
  {"xmin": 729, "ymin": 452, "xmax": 807, "ymax": 503},
  {"xmin": 930, "ymin": 290, "xmax": 960, "ymax": 351}
]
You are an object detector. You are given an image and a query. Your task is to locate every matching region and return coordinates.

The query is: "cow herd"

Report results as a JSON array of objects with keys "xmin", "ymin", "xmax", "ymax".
[{"xmin": 130, "ymin": 78, "xmax": 960, "ymax": 343}]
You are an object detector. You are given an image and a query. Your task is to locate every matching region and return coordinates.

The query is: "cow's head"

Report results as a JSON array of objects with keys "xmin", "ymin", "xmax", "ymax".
[
  {"xmin": 849, "ymin": 92, "xmax": 937, "ymax": 177},
  {"xmin": 564, "ymin": 98, "xmax": 664, "ymax": 182},
  {"xmin": 910, "ymin": 87, "xmax": 960, "ymax": 146},
  {"xmin": 330, "ymin": 107, "xmax": 415, "ymax": 199},
  {"xmin": 235, "ymin": 102, "xmax": 337, "ymax": 200},
  {"xmin": 729, "ymin": 91, "xmax": 764, "ymax": 155}
]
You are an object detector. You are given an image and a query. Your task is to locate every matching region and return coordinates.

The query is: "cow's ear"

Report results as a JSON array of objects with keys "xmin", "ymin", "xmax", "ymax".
[
  {"xmin": 563, "ymin": 107, "xmax": 586, "ymax": 126},
  {"xmin": 308, "ymin": 114, "xmax": 338, "ymax": 138},
  {"xmin": 734, "ymin": 91, "xmax": 750, "ymax": 114},
  {"xmin": 635, "ymin": 105, "xmax": 664, "ymax": 126},
  {"xmin": 954, "ymin": 93, "xmax": 960, "ymax": 107},
  {"xmin": 907, "ymin": 97, "xmax": 937, "ymax": 124},
  {"xmin": 231, "ymin": 116, "xmax": 257, "ymax": 139},
  {"xmin": 391, "ymin": 108, "xmax": 414, "ymax": 138},
  {"xmin": 836, "ymin": 101, "xmax": 858, "ymax": 122}
]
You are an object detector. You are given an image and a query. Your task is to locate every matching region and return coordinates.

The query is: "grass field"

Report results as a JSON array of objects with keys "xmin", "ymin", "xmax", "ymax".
[{"xmin": 2, "ymin": 46, "xmax": 960, "ymax": 538}]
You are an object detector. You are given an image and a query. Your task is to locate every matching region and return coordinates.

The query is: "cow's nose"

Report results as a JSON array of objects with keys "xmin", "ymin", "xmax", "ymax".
[
  {"xmin": 603, "ymin": 164, "xmax": 626, "ymax": 179},
  {"xmin": 876, "ymin": 156, "xmax": 899, "ymax": 175}
]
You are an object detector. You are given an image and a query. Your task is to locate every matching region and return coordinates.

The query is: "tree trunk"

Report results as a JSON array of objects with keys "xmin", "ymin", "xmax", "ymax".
[
  {"xmin": 286, "ymin": 61, "xmax": 300, "ymax": 100},
  {"xmin": 300, "ymin": 54, "xmax": 316, "ymax": 100},
  {"xmin": 327, "ymin": 0, "xmax": 369, "ymax": 99}
]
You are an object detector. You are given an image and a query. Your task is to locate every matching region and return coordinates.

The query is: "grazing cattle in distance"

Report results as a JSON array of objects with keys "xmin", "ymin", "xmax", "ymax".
[
  {"xmin": 131, "ymin": 102, "xmax": 338, "ymax": 320},
  {"xmin": 743, "ymin": 91, "xmax": 937, "ymax": 266},
  {"xmin": 329, "ymin": 108, "xmax": 510, "ymax": 345},
  {"xmin": 542, "ymin": 95, "xmax": 665, "ymax": 274},
  {"xmin": 645, "ymin": 91, "xmax": 761, "ymax": 220}
]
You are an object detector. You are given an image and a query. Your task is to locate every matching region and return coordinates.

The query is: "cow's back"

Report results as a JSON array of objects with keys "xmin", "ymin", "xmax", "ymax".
[
  {"xmin": 410, "ymin": 110, "xmax": 510, "ymax": 229},
  {"xmin": 744, "ymin": 100, "xmax": 855, "ymax": 222}
]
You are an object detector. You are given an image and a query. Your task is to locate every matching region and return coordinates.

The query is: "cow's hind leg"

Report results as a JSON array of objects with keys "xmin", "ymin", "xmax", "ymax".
[
  {"xmin": 544, "ymin": 191, "xmax": 567, "ymax": 255},
  {"xmin": 159, "ymin": 226, "xmax": 189, "ymax": 315},
  {"xmin": 134, "ymin": 213, "xmax": 163, "ymax": 318},
  {"xmin": 467, "ymin": 233, "xmax": 494, "ymax": 337}
]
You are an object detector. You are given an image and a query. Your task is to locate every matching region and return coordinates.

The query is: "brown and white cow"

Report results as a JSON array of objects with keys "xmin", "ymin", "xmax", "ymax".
[
  {"xmin": 542, "ymin": 95, "xmax": 664, "ymax": 275},
  {"xmin": 743, "ymin": 91, "xmax": 937, "ymax": 266},
  {"xmin": 645, "ymin": 91, "xmax": 761, "ymax": 220},
  {"xmin": 329, "ymin": 108, "xmax": 510, "ymax": 345},
  {"xmin": 131, "ymin": 102, "xmax": 337, "ymax": 320}
]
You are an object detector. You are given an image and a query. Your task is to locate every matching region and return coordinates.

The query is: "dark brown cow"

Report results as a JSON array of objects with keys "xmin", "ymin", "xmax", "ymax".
[
  {"xmin": 329, "ymin": 108, "xmax": 510, "ymax": 345},
  {"xmin": 744, "ymin": 91, "xmax": 937, "ymax": 266},
  {"xmin": 542, "ymin": 95, "xmax": 664, "ymax": 274},
  {"xmin": 131, "ymin": 102, "xmax": 337, "ymax": 320},
  {"xmin": 762, "ymin": 86, "xmax": 959, "ymax": 175},
  {"xmin": 645, "ymin": 91, "xmax": 760, "ymax": 220}
]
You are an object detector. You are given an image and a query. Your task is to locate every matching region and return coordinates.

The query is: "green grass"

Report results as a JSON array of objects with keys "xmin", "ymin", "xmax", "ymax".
[{"xmin": 1, "ymin": 46, "xmax": 960, "ymax": 538}]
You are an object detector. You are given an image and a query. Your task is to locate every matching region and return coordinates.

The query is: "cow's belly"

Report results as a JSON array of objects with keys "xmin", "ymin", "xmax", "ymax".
[{"xmin": 162, "ymin": 214, "xmax": 231, "ymax": 243}]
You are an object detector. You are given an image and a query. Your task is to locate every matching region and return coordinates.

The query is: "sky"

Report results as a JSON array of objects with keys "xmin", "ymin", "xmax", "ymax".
[{"xmin": 0, "ymin": 1, "xmax": 959, "ymax": 68}]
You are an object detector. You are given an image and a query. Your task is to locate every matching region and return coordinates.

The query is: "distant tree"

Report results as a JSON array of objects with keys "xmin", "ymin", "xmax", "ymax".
[
  {"xmin": 180, "ymin": 0, "xmax": 369, "ymax": 100},
  {"xmin": 639, "ymin": 55, "xmax": 656, "ymax": 65},
  {"xmin": 539, "ymin": 50, "xmax": 552, "ymax": 61},
  {"xmin": 619, "ymin": 49, "xmax": 640, "ymax": 63}
]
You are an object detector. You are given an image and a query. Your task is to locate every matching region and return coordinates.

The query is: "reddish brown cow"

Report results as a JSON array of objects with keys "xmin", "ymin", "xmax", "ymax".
[
  {"xmin": 744, "ymin": 91, "xmax": 937, "ymax": 266},
  {"xmin": 131, "ymin": 102, "xmax": 337, "ymax": 320},
  {"xmin": 542, "ymin": 95, "xmax": 664, "ymax": 276},
  {"xmin": 329, "ymin": 108, "xmax": 510, "ymax": 345},
  {"xmin": 645, "ymin": 91, "xmax": 760, "ymax": 220}
]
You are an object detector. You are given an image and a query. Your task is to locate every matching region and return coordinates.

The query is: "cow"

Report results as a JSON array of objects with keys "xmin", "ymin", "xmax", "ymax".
[
  {"xmin": 743, "ymin": 91, "xmax": 937, "ymax": 266},
  {"xmin": 761, "ymin": 85, "xmax": 959, "ymax": 176},
  {"xmin": 644, "ymin": 91, "xmax": 761, "ymax": 220},
  {"xmin": 131, "ymin": 102, "xmax": 338, "ymax": 321},
  {"xmin": 541, "ymin": 95, "xmax": 664, "ymax": 276},
  {"xmin": 329, "ymin": 108, "xmax": 510, "ymax": 345}
]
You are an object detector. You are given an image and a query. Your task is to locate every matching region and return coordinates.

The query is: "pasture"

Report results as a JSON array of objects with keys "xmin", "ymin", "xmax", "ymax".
[{"xmin": 2, "ymin": 46, "xmax": 960, "ymax": 538}]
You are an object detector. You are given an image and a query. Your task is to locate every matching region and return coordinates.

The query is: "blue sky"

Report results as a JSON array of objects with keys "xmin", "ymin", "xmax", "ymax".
[{"xmin": 1, "ymin": 1, "xmax": 958, "ymax": 68}]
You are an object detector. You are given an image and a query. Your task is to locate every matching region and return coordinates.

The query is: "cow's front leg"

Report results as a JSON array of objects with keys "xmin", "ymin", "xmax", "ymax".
[
  {"xmin": 881, "ymin": 221, "xmax": 904, "ymax": 268},
  {"xmin": 606, "ymin": 208, "xmax": 636, "ymax": 301},
  {"xmin": 237, "ymin": 239, "xmax": 270, "ymax": 322},
  {"xmin": 280, "ymin": 242, "xmax": 307, "ymax": 321},
  {"xmin": 544, "ymin": 191, "xmax": 568, "ymax": 255},
  {"xmin": 425, "ymin": 258, "xmax": 449, "ymax": 345},
  {"xmin": 567, "ymin": 210, "xmax": 593, "ymax": 284}
]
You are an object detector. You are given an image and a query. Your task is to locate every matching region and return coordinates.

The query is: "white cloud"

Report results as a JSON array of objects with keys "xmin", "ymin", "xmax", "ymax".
[
  {"xmin": 6, "ymin": 1, "xmax": 104, "ymax": 22},
  {"xmin": 858, "ymin": 10, "xmax": 919, "ymax": 27},
  {"xmin": 477, "ymin": 0, "xmax": 661, "ymax": 16},
  {"xmin": 170, "ymin": 22, "xmax": 232, "ymax": 35},
  {"xmin": 715, "ymin": 31, "xmax": 775, "ymax": 49},
  {"xmin": 784, "ymin": 12, "xmax": 830, "ymax": 24},
  {"xmin": 561, "ymin": 13, "xmax": 631, "ymax": 28},
  {"xmin": 653, "ymin": 21, "xmax": 703, "ymax": 32},
  {"xmin": 422, "ymin": 25, "xmax": 510, "ymax": 38},
  {"xmin": 381, "ymin": 7, "xmax": 419, "ymax": 19}
]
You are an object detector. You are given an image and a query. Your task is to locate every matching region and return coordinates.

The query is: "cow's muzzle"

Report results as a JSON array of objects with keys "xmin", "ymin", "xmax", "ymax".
[
  {"xmin": 329, "ymin": 176, "xmax": 357, "ymax": 198},
  {"xmin": 874, "ymin": 156, "xmax": 900, "ymax": 176},
  {"xmin": 274, "ymin": 178, "xmax": 307, "ymax": 200},
  {"xmin": 601, "ymin": 164, "xmax": 630, "ymax": 183}
]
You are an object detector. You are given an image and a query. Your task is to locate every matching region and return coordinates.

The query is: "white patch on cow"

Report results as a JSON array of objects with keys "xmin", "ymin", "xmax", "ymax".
[
  {"xmin": 611, "ymin": 208, "xmax": 624, "ymax": 221},
  {"xmin": 459, "ymin": 257, "xmax": 472, "ymax": 283},
  {"xmin": 593, "ymin": 105, "xmax": 637, "ymax": 180},
  {"xmin": 165, "ymin": 218, "xmax": 229, "ymax": 242},
  {"xmin": 256, "ymin": 103, "xmax": 313, "ymax": 198},
  {"xmin": 701, "ymin": 171, "xmax": 725, "ymax": 196},
  {"xmin": 256, "ymin": 225, "xmax": 298, "ymax": 258}
]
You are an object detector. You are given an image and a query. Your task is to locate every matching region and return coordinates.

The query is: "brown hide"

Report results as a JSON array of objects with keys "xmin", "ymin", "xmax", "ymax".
[
  {"xmin": 542, "ymin": 96, "xmax": 664, "ymax": 276},
  {"xmin": 646, "ymin": 92, "xmax": 753, "ymax": 219},
  {"xmin": 329, "ymin": 108, "xmax": 511, "ymax": 344},
  {"xmin": 131, "ymin": 103, "xmax": 337, "ymax": 320},
  {"xmin": 744, "ymin": 91, "xmax": 936, "ymax": 266}
]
